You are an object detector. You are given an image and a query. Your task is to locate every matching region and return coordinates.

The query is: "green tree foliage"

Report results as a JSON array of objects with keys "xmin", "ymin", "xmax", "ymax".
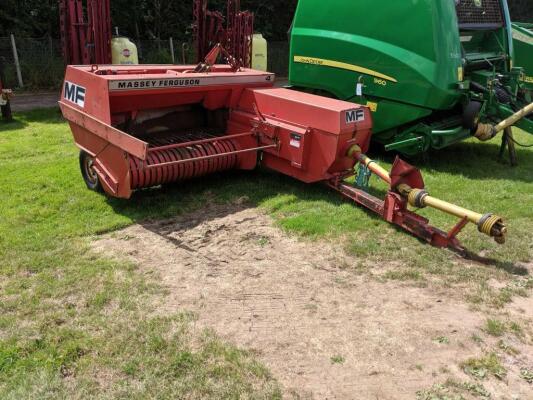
[
  {"xmin": 0, "ymin": 0, "xmax": 60, "ymax": 37},
  {"xmin": 0, "ymin": 0, "xmax": 298, "ymax": 40},
  {"xmin": 1, "ymin": 0, "xmax": 531, "ymax": 40}
]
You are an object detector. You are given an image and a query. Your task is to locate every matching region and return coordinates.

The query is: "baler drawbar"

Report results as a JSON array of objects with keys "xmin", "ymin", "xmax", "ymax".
[{"xmin": 60, "ymin": 63, "xmax": 507, "ymax": 251}]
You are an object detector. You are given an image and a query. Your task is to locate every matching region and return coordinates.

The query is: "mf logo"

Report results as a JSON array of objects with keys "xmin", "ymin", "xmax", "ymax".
[
  {"xmin": 64, "ymin": 81, "xmax": 86, "ymax": 108},
  {"xmin": 345, "ymin": 109, "xmax": 365, "ymax": 124}
]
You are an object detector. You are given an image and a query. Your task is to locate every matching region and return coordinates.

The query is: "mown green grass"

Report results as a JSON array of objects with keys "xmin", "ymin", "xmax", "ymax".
[
  {"xmin": 0, "ymin": 108, "xmax": 532, "ymax": 397},
  {"xmin": 0, "ymin": 109, "xmax": 282, "ymax": 398}
]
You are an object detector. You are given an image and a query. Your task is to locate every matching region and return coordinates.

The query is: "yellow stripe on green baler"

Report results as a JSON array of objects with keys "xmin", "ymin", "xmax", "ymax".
[{"xmin": 293, "ymin": 56, "xmax": 398, "ymax": 83}]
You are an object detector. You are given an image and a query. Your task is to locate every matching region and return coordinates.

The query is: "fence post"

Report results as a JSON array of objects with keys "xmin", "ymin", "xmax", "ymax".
[
  {"xmin": 169, "ymin": 37, "xmax": 175, "ymax": 64},
  {"xmin": 10, "ymin": 34, "xmax": 24, "ymax": 88}
]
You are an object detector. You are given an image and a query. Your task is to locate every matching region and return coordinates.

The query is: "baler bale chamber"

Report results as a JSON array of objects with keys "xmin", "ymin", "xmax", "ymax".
[
  {"xmin": 60, "ymin": 66, "xmax": 268, "ymax": 198},
  {"xmin": 60, "ymin": 63, "xmax": 507, "ymax": 250}
]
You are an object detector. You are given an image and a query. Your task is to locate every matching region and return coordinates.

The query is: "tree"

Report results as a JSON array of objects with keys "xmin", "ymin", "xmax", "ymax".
[{"xmin": 0, "ymin": 0, "xmax": 298, "ymax": 40}]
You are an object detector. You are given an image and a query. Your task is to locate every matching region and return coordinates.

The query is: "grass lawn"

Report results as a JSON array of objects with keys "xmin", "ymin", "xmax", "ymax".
[{"xmin": 1, "ymin": 108, "xmax": 532, "ymax": 398}]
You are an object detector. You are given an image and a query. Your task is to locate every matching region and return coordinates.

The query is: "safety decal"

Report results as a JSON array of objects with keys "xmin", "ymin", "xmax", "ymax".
[{"xmin": 290, "ymin": 133, "xmax": 302, "ymax": 148}]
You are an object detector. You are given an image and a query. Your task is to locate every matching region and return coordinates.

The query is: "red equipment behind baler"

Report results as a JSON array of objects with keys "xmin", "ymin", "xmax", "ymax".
[
  {"xmin": 59, "ymin": 63, "xmax": 507, "ymax": 251},
  {"xmin": 194, "ymin": 0, "xmax": 254, "ymax": 68},
  {"xmin": 59, "ymin": 0, "xmax": 112, "ymax": 65},
  {"xmin": 0, "ymin": 77, "xmax": 12, "ymax": 121},
  {"xmin": 59, "ymin": 64, "xmax": 370, "ymax": 198}
]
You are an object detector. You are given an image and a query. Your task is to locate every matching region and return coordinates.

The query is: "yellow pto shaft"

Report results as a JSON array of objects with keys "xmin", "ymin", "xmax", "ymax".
[
  {"xmin": 348, "ymin": 146, "xmax": 507, "ymax": 244},
  {"xmin": 475, "ymin": 101, "xmax": 533, "ymax": 141},
  {"xmin": 397, "ymin": 185, "xmax": 507, "ymax": 244},
  {"xmin": 356, "ymin": 153, "xmax": 392, "ymax": 185}
]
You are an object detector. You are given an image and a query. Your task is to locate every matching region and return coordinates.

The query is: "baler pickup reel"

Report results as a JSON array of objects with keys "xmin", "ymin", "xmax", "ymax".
[{"xmin": 329, "ymin": 147, "xmax": 507, "ymax": 251}]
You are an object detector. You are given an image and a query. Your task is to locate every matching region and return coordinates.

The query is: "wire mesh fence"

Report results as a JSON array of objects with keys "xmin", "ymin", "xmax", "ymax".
[
  {"xmin": 0, "ymin": 36, "xmax": 65, "ymax": 90},
  {"xmin": 137, "ymin": 39, "xmax": 194, "ymax": 65},
  {"xmin": 0, "ymin": 36, "xmax": 291, "ymax": 90}
]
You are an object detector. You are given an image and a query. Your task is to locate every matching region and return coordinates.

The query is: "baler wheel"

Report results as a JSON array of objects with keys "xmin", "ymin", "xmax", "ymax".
[
  {"xmin": 79, "ymin": 150, "xmax": 103, "ymax": 192},
  {"xmin": 463, "ymin": 101, "xmax": 482, "ymax": 133}
]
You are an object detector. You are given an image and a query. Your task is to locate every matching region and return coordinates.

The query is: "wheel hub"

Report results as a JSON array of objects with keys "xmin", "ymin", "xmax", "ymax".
[{"xmin": 84, "ymin": 157, "xmax": 98, "ymax": 185}]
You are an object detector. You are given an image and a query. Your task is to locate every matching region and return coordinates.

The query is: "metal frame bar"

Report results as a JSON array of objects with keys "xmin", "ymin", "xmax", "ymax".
[
  {"xmin": 147, "ymin": 131, "xmax": 256, "ymax": 153},
  {"xmin": 328, "ymin": 180, "xmax": 465, "ymax": 251},
  {"xmin": 143, "ymin": 144, "xmax": 276, "ymax": 169},
  {"xmin": 193, "ymin": 0, "xmax": 254, "ymax": 67}
]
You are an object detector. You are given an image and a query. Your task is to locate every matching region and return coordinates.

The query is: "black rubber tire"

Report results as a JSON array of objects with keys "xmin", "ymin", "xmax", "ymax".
[
  {"xmin": 79, "ymin": 150, "xmax": 103, "ymax": 192},
  {"xmin": 1, "ymin": 101, "xmax": 12, "ymax": 121},
  {"xmin": 463, "ymin": 101, "xmax": 482, "ymax": 133}
]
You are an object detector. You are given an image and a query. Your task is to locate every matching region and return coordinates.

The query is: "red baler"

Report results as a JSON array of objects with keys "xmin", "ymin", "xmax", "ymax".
[{"xmin": 59, "ymin": 63, "xmax": 506, "ymax": 251}]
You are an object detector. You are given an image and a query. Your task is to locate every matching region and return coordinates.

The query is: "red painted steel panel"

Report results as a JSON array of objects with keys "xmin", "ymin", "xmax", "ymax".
[
  {"xmin": 242, "ymin": 88, "xmax": 372, "ymax": 136},
  {"xmin": 60, "ymin": 102, "xmax": 148, "ymax": 160}
]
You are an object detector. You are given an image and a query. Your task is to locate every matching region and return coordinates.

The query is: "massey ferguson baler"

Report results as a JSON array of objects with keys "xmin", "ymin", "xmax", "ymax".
[{"xmin": 59, "ymin": 62, "xmax": 507, "ymax": 250}]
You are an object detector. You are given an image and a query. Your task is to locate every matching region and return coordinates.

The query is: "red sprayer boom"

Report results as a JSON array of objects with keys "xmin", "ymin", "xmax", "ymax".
[
  {"xmin": 59, "ymin": 0, "xmax": 112, "ymax": 65},
  {"xmin": 193, "ymin": 0, "xmax": 254, "ymax": 68}
]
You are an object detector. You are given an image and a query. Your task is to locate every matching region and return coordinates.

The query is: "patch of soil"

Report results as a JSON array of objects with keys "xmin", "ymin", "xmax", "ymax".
[
  {"xmin": 92, "ymin": 203, "xmax": 532, "ymax": 399},
  {"xmin": 10, "ymin": 92, "xmax": 59, "ymax": 112}
]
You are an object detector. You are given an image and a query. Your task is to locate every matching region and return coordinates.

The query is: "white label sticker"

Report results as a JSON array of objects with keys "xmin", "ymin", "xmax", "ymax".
[
  {"xmin": 290, "ymin": 133, "xmax": 302, "ymax": 148},
  {"xmin": 290, "ymin": 139, "xmax": 301, "ymax": 148},
  {"xmin": 345, "ymin": 109, "xmax": 365, "ymax": 124},
  {"xmin": 64, "ymin": 81, "xmax": 86, "ymax": 108},
  {"xmin": 356, "ymin": 83, "xmax": 363, "ymax": 96}
]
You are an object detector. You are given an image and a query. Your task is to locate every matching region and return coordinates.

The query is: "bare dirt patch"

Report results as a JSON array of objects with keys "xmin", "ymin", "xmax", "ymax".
[
  {"xmin": 10, "ymin": 92, "xmax": 59, "ymax": 112},
  {"xmin": 92, "ymin": 203, "xmax": 532, "ymax": 399}
]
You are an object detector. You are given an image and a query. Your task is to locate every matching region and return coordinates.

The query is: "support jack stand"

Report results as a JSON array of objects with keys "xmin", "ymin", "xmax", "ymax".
[{"xmin": 499, "ymin": 127, "xmax": 518, "ymax": 167}]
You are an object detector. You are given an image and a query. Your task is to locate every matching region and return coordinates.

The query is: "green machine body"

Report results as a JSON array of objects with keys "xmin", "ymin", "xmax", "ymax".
[
  {"xmin": 289, "ymin": 0, "xmax": 533, "ymax": 155},
  {"xmin": 512, "ymin": 22, "xmax": 533, "ymax": 101}
]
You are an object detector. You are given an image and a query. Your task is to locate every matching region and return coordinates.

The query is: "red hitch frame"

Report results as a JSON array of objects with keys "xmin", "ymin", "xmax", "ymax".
[{"xmin": 328, "ymin": 157, "xmax": 475, "ymax": 252}]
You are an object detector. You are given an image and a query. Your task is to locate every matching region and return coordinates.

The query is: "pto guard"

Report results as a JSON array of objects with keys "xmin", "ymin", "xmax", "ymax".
[{"xmin": 390, "ymin": 157, "xmax": 424, "ymax": 192}]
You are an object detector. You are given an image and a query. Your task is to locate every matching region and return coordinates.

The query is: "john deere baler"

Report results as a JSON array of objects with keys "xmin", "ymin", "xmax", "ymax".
[{"xmin": 289, "ymin": 0, "xmax": 533, "ymax": 155}]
